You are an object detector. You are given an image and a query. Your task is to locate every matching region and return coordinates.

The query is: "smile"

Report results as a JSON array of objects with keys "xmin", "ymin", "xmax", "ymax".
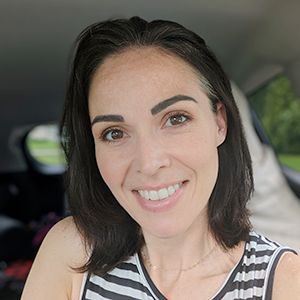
[{"xmin": 137, "ymin": 182, "xmax": 183, "ymax": 201}]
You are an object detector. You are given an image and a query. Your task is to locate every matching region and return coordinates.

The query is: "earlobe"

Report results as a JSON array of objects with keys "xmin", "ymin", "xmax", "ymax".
[
  {"xmin": 215, "ymin": 102, "xmax": 227, "ymax": 146},
  {"xmin": 217, "ymin": 127, "xmax": 227, "ymax": 147}
]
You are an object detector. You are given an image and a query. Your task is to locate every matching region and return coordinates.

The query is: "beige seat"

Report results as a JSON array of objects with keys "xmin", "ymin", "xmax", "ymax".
[{"xmin": 232, "ymin": 82, "xmax": 300, "ymax": 252}]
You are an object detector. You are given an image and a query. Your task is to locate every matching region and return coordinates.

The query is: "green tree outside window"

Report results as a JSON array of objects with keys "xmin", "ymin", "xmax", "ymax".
[{"xmin": 249, "ymin": 75, "xmax": 300, "ymax": 171}]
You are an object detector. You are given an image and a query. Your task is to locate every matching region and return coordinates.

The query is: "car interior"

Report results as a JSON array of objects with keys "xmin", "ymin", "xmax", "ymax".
[{"xmin": 1, "ymin": 0, "xmax": 300, "ymax": 298}]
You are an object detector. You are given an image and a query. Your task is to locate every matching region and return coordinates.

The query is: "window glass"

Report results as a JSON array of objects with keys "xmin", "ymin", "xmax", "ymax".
[
  {"xmin": 26, "ymin": 124, "xmax": 66, "ymax": 167},
  {"xmin": 249, "ymin": 75, "xmax": 300, "ymax": 172}
]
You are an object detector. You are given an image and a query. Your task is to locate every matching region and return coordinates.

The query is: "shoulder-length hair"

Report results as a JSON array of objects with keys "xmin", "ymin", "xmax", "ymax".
[{"xmin": 61, "ymin": 16, "xmax": 253, "ymax": 275}]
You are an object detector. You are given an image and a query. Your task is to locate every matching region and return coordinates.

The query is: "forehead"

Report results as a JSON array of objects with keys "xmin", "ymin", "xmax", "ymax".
[{"xmin": 88, "ymin": 47, "xmax": 207, "ymax": 112}]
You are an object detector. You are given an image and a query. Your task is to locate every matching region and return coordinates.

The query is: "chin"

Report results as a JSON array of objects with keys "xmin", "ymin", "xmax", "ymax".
[{"xmin": 141, "ymin": 218, "xmax": 188, "ymax": 240}]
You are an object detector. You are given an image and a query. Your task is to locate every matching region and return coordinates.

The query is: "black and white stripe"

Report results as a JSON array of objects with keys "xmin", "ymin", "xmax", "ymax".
[
  {"xmin": 211, "ymin": 232, "xmax": 297, "ymax": 299},
  {"xmin": 81, "ymin": 232, "xmax": 297, "ymax": 300},
  {"xmin": 83, "ymin": 256, "xmax": 155, "ymax": 300}
]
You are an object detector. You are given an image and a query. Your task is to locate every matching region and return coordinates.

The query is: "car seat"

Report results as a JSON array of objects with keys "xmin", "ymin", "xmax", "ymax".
[{"xmin": 232, "ymin": 82, "xmax": 300, "ymax": 252}]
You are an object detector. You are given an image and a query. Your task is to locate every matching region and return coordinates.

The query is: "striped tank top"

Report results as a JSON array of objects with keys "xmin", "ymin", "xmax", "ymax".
[{"xmin": 80, "ymin": 231, "xmax": 297, "ymax": 299}]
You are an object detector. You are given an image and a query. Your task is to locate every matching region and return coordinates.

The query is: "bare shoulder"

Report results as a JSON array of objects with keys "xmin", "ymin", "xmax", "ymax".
[
  {"xmin": 272, "ymin": 251, "xmax": 300, "ymax": 299},
  {"xmin": 45, "ymin": 216, "xmax": 87, "ymax": 261},
  {"xmin": 21, "ymin": 216, "xmax": 88, "ymax": 300}
]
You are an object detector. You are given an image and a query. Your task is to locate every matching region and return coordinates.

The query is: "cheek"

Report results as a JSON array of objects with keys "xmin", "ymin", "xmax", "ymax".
[
  {"xmin": 95, "ymin": 148, "xmax": 118, "ymax": 189},
  {"xmin": 177, "ymin": 127, "xmax": 218, "ymax": 160},
  {"xmin": 95, "ymin": 146, "xmax": 130, "ymax": 194},
  {"xmin": 178, "ymin": 133, "xmax": 219, "ymax": 182},
  {"xmin": 188, "ymin": 146, "xmax": 218, "ymax": 174}
]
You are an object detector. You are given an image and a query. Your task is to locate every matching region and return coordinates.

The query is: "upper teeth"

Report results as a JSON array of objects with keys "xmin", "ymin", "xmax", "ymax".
[{"xmin": 138, "ymin": 183, "xmax": 182, "ymax": 201}]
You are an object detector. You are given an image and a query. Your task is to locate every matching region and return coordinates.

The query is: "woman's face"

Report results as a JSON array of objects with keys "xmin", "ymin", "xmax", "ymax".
[{"xmin": 89, "ymin": 48, "xmax": 227, "ymax": 239}]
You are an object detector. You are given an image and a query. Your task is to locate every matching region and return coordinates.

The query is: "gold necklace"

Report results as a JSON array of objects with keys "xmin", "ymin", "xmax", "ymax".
[{"xmin": 141, "ymin": 244, "xmax": 217, "ymax": 272}]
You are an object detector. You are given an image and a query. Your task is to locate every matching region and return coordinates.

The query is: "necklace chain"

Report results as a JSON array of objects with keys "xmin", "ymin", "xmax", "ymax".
[{"xmin": 141, "ymin": 244, "xmax": 217, "ymax": 272}]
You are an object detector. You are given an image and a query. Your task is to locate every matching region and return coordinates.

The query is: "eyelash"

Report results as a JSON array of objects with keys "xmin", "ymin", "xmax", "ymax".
[{"xmin": 100, "ymin": 111, "xmax": 192, "ymax": 144}]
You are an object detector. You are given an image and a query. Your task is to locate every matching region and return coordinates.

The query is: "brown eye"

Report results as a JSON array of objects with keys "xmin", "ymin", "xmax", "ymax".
[
  {"xmin": 165, "ymin": 113, "xmax": 190, "ymax": 127},
  {"xmin": 102, "ymin": 129, "xmax": 124, "ymax": 142}
]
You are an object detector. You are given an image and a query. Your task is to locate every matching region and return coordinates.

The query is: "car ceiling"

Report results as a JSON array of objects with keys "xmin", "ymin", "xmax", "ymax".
[{"xmin": 1, "ymin": 0, "xmax": 300, "ymax": 172}]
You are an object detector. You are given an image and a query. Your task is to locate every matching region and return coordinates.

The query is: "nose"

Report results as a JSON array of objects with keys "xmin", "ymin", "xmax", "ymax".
[{"xmin": 134, "ymin": 134, "xmax": 171, "ymax": 176}]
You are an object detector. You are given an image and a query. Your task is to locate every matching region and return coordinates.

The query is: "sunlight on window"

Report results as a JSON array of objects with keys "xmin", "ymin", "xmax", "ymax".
[{"xmin": 26, "ymin": 124, "xmax": 66, "ymax": 166}]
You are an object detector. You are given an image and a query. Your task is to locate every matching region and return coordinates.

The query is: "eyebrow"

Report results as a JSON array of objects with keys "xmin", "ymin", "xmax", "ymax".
[
  {"xmin": 151, "ymin": 94, "xmax": 197, "ymax": 115},
  {"xmin": 91, "ymin": 114, "xmax": 124, "ymax": 126},
  {"xmin": 91, "ymin": 94, "xmax": 197, "ymax": 126}
]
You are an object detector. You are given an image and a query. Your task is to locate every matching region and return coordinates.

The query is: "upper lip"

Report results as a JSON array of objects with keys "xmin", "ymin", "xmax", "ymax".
[{"xmin": 133, "ymin": 181, "xmax": 187, "ymax": 191}]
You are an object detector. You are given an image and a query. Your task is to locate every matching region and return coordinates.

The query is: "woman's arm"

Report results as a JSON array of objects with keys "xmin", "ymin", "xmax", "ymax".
[
  {"xmin": 21, "ymin": 217, "xmax": 87, "ymax": 300},
  {"xmin": 273, "ymin": 252, "xmax": 300, "ymax": 299}
]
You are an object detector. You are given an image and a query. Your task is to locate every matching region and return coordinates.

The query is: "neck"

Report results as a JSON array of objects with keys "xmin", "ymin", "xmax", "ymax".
[
  {"xmin": 141, "ymin": 214, "xmax": 217, "ymax": 272},
  {"xmin": 139, "ymin": 215, "xmax": 246, "ymax": 298}
]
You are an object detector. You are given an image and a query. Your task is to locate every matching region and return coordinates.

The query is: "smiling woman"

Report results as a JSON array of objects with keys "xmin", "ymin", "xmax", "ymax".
[
  {"xmin": 88, "ymin": 48, "xmax": 227, "ymax": 241},
  {"xmin": 21, "ymin": 17, "xmax": 300, "ymax": 300}
]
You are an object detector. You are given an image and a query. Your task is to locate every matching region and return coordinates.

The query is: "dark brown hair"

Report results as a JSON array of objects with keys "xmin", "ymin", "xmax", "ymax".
[{"xmin": 61, "ymin": 16, "xmax": 253, "ymax": 275}]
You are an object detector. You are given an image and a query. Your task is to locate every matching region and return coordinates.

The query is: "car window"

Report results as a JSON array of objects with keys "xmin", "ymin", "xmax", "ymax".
[
  {"xmin": 249, "ymin": 75, "xmax": 300, "ymax": 172},
  {"xmin": 25, "ymin": 124, "xmax": 66, "ymax": 174}
]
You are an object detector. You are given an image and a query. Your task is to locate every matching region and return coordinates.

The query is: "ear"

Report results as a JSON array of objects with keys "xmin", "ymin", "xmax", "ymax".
[{"xmin": 214, "ymin": 102, "xmax": 227, "ymax": 146}]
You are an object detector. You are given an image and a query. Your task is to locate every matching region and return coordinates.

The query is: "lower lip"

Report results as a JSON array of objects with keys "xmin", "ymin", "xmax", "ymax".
[{"xmin": 133, "ymin": 182, "xmax": 187, "ymax": 213}]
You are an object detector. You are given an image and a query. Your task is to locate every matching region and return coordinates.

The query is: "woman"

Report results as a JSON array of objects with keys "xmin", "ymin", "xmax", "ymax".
[{"xmin": 22, "ymin": 17, "xmax": 300, "ymax": 299}]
